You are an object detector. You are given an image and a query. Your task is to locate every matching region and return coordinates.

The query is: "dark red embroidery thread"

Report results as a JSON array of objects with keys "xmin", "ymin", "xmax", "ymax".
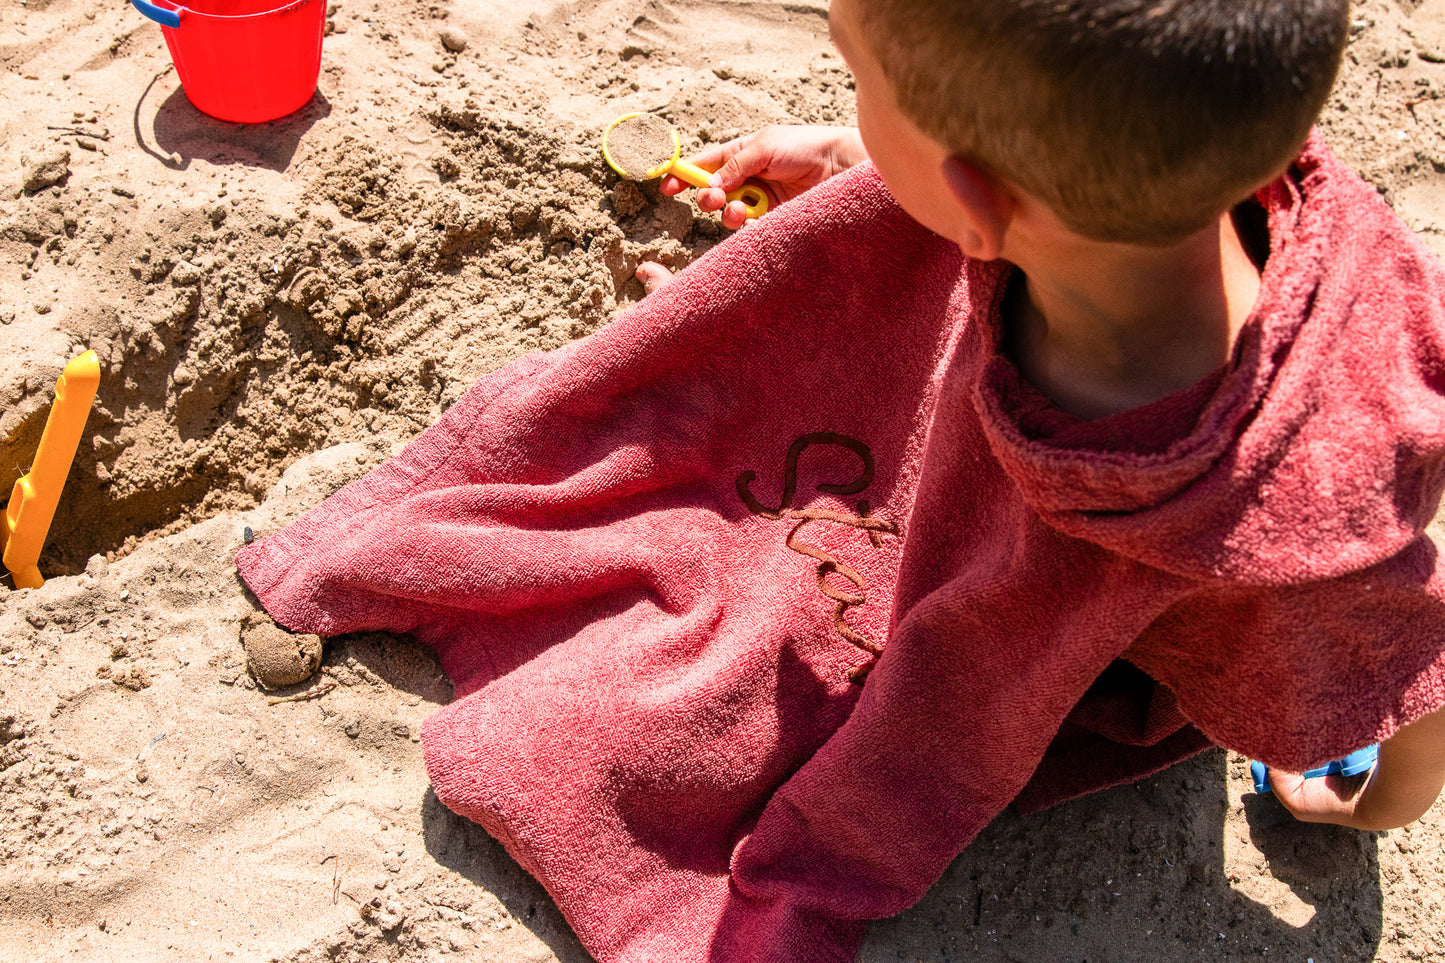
[{"xmin": 737, "ymin": 433, "xmax": 898, "ymax": 683}]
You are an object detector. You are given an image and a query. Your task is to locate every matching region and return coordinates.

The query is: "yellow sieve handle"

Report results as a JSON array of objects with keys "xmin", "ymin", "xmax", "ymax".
[
  {"xmin": 665, "ymin": 159, "xmax": 770, "ymax": 220},
  {"xmin": 2, "ymin": 350, "xmax": 101, "ymax": 590}
]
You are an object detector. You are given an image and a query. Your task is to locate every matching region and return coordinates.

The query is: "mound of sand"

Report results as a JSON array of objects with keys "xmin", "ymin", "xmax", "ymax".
[{"xmin": 1, "ymin": 0, "xmax": 1443, "ymax": 960}]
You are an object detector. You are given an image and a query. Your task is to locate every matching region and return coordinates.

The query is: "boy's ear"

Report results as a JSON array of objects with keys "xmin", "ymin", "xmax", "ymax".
[{"xmin": 940, "ymin": 156, "xmax": 1013, "ymax": 261}]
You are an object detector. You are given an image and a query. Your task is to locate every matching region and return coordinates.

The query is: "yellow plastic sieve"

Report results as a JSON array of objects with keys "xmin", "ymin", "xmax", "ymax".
[{"xmin": 603, "ymin": 112, "xmax": 770, "ymax": 220}]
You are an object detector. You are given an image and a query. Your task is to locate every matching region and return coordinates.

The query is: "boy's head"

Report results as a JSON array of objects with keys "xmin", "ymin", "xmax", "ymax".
[{"xmin": 833, "ymin": 0, "xmax": 1349, "ymax": 244}]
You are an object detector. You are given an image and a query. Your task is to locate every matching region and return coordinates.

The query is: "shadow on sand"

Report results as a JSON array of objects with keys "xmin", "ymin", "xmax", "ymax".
[
  {"xmin": 132, "ymin": 67, "xmax": 331, "ymax": 172},
  {"xmin": 862, "ymin": 748, "xmax": 1383, "ymax": 962},
  {"xmin": 422, "ymin": 788, "xmax": 595, "ymax": 963}
]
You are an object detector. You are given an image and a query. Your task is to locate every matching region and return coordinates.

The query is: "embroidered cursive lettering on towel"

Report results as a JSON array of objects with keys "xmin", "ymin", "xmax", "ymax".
[{"xmin": 737, "ymin": 432, "xmax": 899, "ymax": 682}]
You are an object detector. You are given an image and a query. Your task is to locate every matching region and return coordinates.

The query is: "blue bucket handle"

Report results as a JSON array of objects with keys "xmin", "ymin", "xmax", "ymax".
[
  {"xmin": 1250, "ymin": 743, "xmax": 1379, "ymax": 795},
  {"xmin": 131, "ymin": 0, "xmax": 182, "ymax": 28}
]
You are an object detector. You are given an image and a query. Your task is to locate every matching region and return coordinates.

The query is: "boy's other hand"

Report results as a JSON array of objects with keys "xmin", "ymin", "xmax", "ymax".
[
  {"xmin": 635, "ymin": 262, "xmax": 675, "ymax": 297},
  {"xmin": 661, "ymin": 125, "xmax": 868, "ymax": 230},
  {"xmin": 1268, "ymin": 705, "xmax": 1445, "ymax": 831},
  {"xmin": 1266, "ymin": 768, "xmax": 1369, "ymax": 826}
]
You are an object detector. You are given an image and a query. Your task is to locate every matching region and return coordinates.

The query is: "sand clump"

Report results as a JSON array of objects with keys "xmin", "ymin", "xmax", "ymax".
[
  {"xmin": 21, "ymin": 149, "xmax": 72, "ymax": 194},
  {"xmin": 242, "ymin": 613, "xmax": 324, "ymax": 689},
  {"xmin": 438, "ymin": 26, "xmax": 469, "ymax": 53},
  {"xmin": 1, "ymin": 0, "xmax": 1444, "ymax": 961}
]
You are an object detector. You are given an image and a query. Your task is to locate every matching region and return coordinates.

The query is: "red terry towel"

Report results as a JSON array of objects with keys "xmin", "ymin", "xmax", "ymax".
[{"xmin": 237, "ymin": 134, "xmax": 1445, "ymax": 963}]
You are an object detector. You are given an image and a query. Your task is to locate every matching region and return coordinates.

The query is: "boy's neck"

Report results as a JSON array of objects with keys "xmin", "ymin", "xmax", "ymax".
[{"xmin": 1002, "ymin": 207, "xmax": 1265, "ymax": 421}]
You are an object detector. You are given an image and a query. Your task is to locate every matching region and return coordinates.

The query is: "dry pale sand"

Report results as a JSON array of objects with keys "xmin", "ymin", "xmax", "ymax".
[{"xmin": 2, "ymin": 0, "xmax": 1445, "ymax": 960}]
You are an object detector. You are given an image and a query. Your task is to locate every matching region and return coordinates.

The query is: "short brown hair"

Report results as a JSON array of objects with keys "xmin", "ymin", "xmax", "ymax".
[{"xmin": 854, "ymin": 0, "xmax": 1349, "ymax": 242}]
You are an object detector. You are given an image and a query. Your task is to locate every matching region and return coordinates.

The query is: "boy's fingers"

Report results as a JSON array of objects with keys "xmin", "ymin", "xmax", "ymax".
[
  {"xmin": 659, "ymin": 178, "xmax": 729, "ymax": 214},
  {"xmin": 693, "ymin": 187, "xmax": 729, "ymax": 213},
  {"xmin": 707, "ymin": 130, "xmax": 777, "ymax": 190},
  {"xmin": 1266, "ymin": 768, "xmax": 1306, "ymax": 799},
  {"xmin": 685, "ymin": 141, "xmax": 737, "ymax": 172},
  {"xmin": 710, "ymin": 147, "xmax": 765, "ymax": 191},
  {"xmin": 1266, "ymin": 768, "xmax": 1361, "ymax": 825},
  {"xmin": 1266, "ymin": 770, "xmax": 1327, "ymax": 821},
  {"xmin": 634, "ymin": 261, "xmax": 675, "ymax": 295},
  {"xmin": 719, "ymin": 200, "xmax": 752, "ymax": 231}
]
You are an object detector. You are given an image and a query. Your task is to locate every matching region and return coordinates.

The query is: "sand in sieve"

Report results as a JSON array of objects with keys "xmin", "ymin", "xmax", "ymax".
[{"xmin": 606, "ymin": 113, "xmax": 677, "ymax": 178}]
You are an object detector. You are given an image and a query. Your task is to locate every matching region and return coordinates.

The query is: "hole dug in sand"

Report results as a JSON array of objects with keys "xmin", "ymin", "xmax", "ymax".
[{"xmin": 1, "ymin": 116, "xmax": 731, "ymax": 581}]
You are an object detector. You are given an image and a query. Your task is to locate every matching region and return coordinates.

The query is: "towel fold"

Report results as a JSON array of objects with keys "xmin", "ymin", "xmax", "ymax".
[{"xmin": 239, "ymin": 133, "xmax": 1445, "ymax": 962}]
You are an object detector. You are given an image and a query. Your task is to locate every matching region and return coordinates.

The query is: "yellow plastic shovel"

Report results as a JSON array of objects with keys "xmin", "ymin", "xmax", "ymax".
[{"xmin": 2, "ymin": 350, "xmax": 101, "ymax": 589}]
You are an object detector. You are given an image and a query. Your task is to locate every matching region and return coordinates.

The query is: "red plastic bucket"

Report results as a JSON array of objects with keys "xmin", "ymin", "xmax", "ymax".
[{"xmin": 131, "ymin": 0, "xmax": 324, "ymax": 123}]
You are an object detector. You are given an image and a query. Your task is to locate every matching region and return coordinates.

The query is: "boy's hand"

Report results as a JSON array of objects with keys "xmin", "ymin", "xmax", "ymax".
[
  {"xmin": 1266, "ymin": 768, "xmax": 1370, "ymax": 825},
  {"xmin": 661, "ymin": 125, "xmax": 868, "ymax": 230},
  {"xmin": 1268, "ymin": 705, "xmax": 1445, "ymax": 831}
]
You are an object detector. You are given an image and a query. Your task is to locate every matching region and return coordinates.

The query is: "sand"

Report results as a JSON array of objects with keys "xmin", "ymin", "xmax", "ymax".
[{"xmin": 1, "ymin": 0, "xmax": 1444, "ymax": 960}]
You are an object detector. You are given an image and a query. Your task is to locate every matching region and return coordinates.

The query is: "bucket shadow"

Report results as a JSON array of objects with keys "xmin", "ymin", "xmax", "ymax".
[{"xmin": 133, "ymin": 67, "xmax": 330, "ymax": 172}]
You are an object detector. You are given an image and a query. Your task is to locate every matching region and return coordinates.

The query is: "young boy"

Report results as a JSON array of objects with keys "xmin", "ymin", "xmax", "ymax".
[
  {"xmin": 238, "ymin": 0, "xmax": 1445, "ymax": 960},
  {"xmin": 652, "ymin": 0, "xmax": 1445, "ymax": 835}
]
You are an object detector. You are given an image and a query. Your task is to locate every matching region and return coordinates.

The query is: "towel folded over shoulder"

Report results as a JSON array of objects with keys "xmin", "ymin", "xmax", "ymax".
[{"xmin": 238, "ymin": 135, "xmax": 1445, "ymax": 962}]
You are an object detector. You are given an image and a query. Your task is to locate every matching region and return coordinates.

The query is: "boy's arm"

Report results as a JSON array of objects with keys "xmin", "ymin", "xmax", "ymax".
[{"xmin": 1270, "ymin": 704, "xmax": 1445, "ymax": 830}]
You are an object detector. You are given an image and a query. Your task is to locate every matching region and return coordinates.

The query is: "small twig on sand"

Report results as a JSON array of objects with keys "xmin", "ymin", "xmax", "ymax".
[
  {"xmin": 46, "ymin": 125, "xmax": 112, "ymax": 141},
  {"xmin": 267, "ymin": 681, "xmax": 337, "ymax": 705},
  {"xmin": 1406, "ymin": 95, "xmax": 1436, "ymax": 122}
]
